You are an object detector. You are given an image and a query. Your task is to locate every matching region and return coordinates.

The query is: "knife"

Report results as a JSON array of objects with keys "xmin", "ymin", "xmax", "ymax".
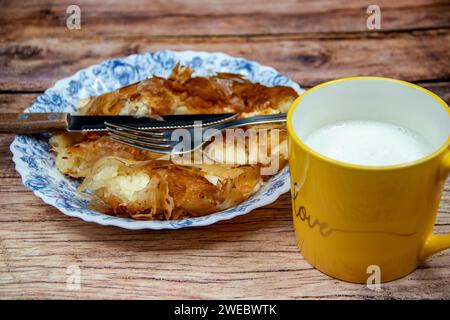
[{"xmin": 0, "ymin": 112, "xmax": 238, "ymax": 134}]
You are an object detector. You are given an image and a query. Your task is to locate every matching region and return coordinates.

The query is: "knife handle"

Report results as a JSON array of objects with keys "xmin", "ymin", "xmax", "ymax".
[{"xmin": 0, "ymin": 113, "xmax": 69, "ymax": 134}]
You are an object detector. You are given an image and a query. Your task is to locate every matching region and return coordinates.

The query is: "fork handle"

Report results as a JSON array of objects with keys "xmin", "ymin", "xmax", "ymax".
[
  {"xmin": 215, "ymin": 113, "xmax": 287, "ymax": 129},
  {"xmin": 0, "ymin": 113, "xmax": 70, "ymax": 134}
]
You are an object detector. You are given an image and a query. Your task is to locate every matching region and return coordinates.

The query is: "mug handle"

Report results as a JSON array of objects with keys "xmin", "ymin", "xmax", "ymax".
[{"xmin": 420, "ymin": 148, "xmax": 450, "ymax": 260}]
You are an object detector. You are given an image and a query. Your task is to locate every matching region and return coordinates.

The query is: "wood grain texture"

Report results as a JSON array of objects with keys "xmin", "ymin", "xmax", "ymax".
[
  {"xmin": 0, "ymin": 112, "xmax": 69, "ymax": 134},
  {"xmin": 0, "ymin": 0, "xmax": 449, "ymax": 39},
  {"xmin": 1, "ymin": 29, "xmax": 449, "ymax": 91},
  {"xmin": 0, "ymin": 0, "xmax": 450, "ymax": 299},
  {"xmin": 0, "ymin": 94, "xmax": 39, "ymax": 110}
]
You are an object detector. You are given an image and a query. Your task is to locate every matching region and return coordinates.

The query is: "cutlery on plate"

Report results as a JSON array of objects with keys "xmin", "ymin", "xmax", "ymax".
[
  {"xmin": 0, "ymin": 112, "xmax": 238, "ymax": 134},
  {"xmin": 106, "ymin": 113, "xmax": 287, "ymax": 154}
]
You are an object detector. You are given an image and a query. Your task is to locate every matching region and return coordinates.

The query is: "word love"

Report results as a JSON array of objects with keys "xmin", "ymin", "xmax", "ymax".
[
  {"xmin": 295, "ymin": 206, "xmax": 333, "ymax": 237},
  {"xmin": 291, "ymin": 181, "xmax": 333, "ymax": 237}
]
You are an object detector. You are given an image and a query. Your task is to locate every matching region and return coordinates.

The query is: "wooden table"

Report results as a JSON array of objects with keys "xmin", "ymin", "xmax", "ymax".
[{"xmin": 0, "ymin": 0, "xmax": 449, "ymax": 299}]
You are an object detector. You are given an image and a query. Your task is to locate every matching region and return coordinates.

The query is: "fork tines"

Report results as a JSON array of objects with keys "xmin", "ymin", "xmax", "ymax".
[
  {"xmin": 105, "ymin": 122, "xmax": 176, "ymax": 154},
  {"xmin": 105, "ymin": 113, "xmax": 287, "ymax": 154}
]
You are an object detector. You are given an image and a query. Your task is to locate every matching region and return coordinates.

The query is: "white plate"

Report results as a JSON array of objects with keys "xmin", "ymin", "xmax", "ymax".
[{"xmin": 10, "ymin": 50, "xmax": 303, "ymax": 229}]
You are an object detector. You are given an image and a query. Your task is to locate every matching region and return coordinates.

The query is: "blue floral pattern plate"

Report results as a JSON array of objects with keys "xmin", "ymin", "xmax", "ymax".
[{"xmin": 10, "ymin": 50, "xmax": 303, "ymax": 230}]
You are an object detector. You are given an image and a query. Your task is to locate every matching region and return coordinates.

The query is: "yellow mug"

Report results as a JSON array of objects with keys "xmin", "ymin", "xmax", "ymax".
[{"xmin": 286, "ymin": 77, "xmax": 450, "ymax": 283}]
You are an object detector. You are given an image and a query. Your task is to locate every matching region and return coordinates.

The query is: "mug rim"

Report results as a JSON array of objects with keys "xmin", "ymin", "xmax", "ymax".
[{"xmin": 287, "ymin": 76, "xmax": 450, "ymax": 171}]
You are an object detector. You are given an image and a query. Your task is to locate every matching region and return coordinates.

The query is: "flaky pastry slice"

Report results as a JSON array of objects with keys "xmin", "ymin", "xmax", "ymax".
[
  {"xmin": 51, "ymin": 64, "xmax": 298, "ymax": 220},
  {"xmin": 78, "ymin": 157, "xmax": 263, "ymax": 220}
]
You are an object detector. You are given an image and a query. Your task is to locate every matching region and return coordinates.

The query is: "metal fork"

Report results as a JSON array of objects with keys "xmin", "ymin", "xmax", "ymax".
[{"xmin": 105, "ymin": 113, "xmax": 287, "ymax": 154}]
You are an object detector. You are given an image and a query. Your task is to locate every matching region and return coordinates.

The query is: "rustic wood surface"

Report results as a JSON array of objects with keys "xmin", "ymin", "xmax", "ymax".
[{"xmin": 0, "ymin": 0, "xmax": 449, "ymax": 299}]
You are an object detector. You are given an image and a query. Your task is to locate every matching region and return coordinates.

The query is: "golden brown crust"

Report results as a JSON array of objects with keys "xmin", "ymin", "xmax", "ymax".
[
  {"xmin": 51, "ymin": 132, "xmax": 163, "ymax": 177},
  {"xmin": 77, "ymin": 157, "xmax": 262, "ymax": 220},
  {"xmin": 77, "ymin": 64, "xmax": 298, "ymax": 116}
]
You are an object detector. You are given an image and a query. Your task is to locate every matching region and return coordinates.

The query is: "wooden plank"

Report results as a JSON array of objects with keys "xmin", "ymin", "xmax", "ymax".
[
  {"xmin": 0, "ymin": 0, "xmax": 449, "ymax": 40},
  {"xmin": 0, "ymin": 30, "xmax": 449, "ymax": 91},
  {"xmin": 0, "ymin": 93, "xmax": 39, "ymax": 111}
]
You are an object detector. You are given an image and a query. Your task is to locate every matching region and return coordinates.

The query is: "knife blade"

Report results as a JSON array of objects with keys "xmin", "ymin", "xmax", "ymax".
[
  {"xmin": 68, "ymin": 113, "xmax": 238, "ymax": 131},
  {"xmin": 0, "ymin": 112, "xmax": 238, "ymax": 134}
]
